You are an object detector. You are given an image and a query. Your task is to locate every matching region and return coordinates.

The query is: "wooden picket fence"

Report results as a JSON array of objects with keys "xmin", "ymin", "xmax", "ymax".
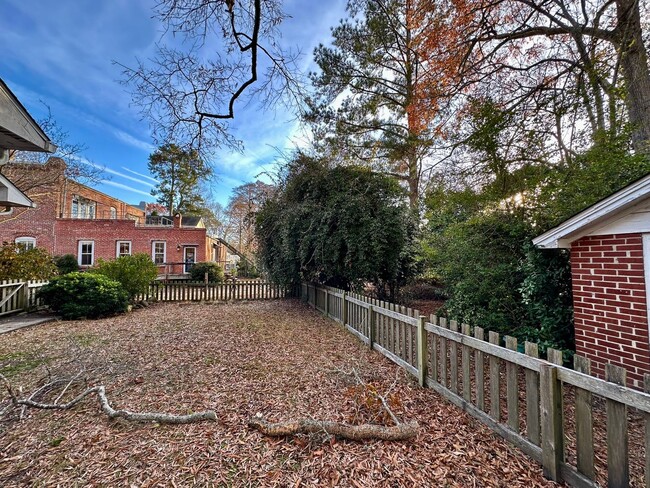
[
  {"xmin": 145, "ymin": 281, "xmax": 299, "ymax": 302},
  {"xmin": 0, "ymin": 280, "xmax": 48, "ymax": 316},
  {"xmin": 303, "ymin": 283, "xmax": 650, "ymax": 487}
]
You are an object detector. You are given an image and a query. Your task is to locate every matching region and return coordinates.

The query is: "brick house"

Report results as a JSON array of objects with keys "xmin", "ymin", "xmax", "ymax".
[
  {"xmin": 0, "ymin": 158, "xmax": 225, "ymax": 276},
  {"xmin": 533, "ymin": 174, "xmax": 650, "ymax": 388}
]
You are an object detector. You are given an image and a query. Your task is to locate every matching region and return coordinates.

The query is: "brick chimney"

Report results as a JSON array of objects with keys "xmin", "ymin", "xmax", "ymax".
[{"xmin": 173, "ymin": 212, "xmax": 182, "ymax": 228}]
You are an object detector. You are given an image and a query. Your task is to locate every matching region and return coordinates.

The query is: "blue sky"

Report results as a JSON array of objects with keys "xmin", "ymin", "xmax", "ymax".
[{"xmin": 0, "ymin": 0, "xmax": 346, "ymax": 206}]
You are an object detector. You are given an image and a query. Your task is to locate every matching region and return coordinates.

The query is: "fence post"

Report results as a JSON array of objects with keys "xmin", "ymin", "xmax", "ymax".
[
  {"xmin": 540, "ymin": 364, "xmax": 563, "ymax": 482},
  {"xmin": 325, "ymin": 288, "xmax": 330, "ymax": 317},
  {"xmin": 342, "ymin": 291, "xmax": 347, "ymax": 326},
  {"xmin": 417, "ymin": 315, "xmax": 427, "ymax": 387},
  {"xmin": 368, "ymin": 305, "xmax": 374, "ymax": 350}
]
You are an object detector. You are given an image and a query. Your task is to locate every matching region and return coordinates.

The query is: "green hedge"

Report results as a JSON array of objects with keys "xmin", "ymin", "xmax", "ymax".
[{"xmin": 37, "ymin": 272, "xmax": 129, "ymax": 320}]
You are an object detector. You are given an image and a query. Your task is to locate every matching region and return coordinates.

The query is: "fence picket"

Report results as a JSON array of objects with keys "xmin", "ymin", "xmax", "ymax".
[
  {"xmin": 489, "ymin": 331, "xmax": 500, "ymax": 422},
  {"xmin": 440, "ymin": 318, "xmax": 448, "ymax": 389},
  {"xmin": 606, "ymin": 364, "xmax": 629, "ymax": 487},
  {"xmin": 450, "ymin": 320, "xmax": 459, "ymax": 394},
  {"xmin": 574, "ymin": 355, "xmax": 594, "ymax": 481},
  {"xmin": 505, "ymin": 336, "xmax": 518, "ymax": 432},
  {"xmin": 525, "ymin": 341, "xmax": 541, "ymax": 446},
  {"xmin": 430, "ymin": 315, "xmax": 438, "ymax": 383},
  {"xmin": 474, "ymin": 326, "xmax": 485, "ymax": 412},
  {"xmin": 462, "ymin": 323, "xmax": 471, "ymax": 402}
]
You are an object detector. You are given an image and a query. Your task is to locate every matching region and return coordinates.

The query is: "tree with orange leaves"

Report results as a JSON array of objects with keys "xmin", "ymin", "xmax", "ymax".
[{"xmin": 306, "ymin": 0, "xmax": 461, "ymax": 208}]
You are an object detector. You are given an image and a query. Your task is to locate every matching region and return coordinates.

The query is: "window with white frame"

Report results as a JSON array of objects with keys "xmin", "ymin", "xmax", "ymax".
[
  {"xmin": 152, "ymin": 241, "xmax": 166, "ymax": 264},
  {"xmin": 71, "ymin": 195, "xmax": 96, "ymax": 219},
  {"xmin": 116, "ymin": 240, "xmax": 131, "ymax": 257},
  {"xmin": 110, "ymin": 206, "xmax": 117, "ymax": 219},
  {"xmin": 15, "ymin": 237, "xmax": 36, "ymax": 251},
  {"xmin": 78, "ymin": 241, "xmax": 94, "ymax": 266}
]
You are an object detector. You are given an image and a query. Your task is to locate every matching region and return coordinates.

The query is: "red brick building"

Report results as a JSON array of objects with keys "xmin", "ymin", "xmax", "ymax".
[
  {"xmin": 0, "ymin": 158, "xmax": 225, "ymax": 276},
  {"xmin": 534, "ymin": 175, "xmax": 650, "ymax": 388}
]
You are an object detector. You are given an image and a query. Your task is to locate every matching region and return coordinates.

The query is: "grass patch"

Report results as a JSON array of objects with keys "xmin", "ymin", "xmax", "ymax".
[{"xmin": 0, "ymin": 351, "xmax": 44, "ymax": 378}]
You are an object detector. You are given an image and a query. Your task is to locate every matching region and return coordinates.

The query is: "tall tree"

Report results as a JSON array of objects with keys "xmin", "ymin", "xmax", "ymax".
[
  {"xmin": 119, "ymin": 0, "xmax": 302, "ymax": 151},
  {"xmin": 307, "ymin": 0, "xmax": 451, "ymax": 208},
  {"xmin": 148, "ymin": 143, "xmax": 212, "ymax": 215},
  {"xmin": 452, "ymin": 0, "xmax": 650, "ymax": 153},
  {"xmin": 224, "ymin": 181, "xmax": 274, "ymax": 256}
]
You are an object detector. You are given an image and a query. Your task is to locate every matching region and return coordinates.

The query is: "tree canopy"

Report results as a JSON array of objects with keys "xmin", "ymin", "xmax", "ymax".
[
  {"xmin": 148, "ymin": 143, "xmax": 212, "ymax": 215},
  {"xmin": 256, "ymin": 155, "xmax": 416, "ymax": 295}
]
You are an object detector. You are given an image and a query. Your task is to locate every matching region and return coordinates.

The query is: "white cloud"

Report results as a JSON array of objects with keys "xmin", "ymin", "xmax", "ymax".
[{"xmin": 100, "ymin": 180, "xmax": 153, "ymax": 198}]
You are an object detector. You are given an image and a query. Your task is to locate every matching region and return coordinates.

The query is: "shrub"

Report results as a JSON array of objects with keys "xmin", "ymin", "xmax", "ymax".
[
  {"xmin": 93, "ymin": 253, "xmax": 159, "ymax": 298},
  {"xmin": 0, "ymin": 243, "xmax": 57, "ymax": 280},
  {"xmin": 37, "ymin": 272, "xmax": 129, "ymax": 319},
  {"xmin": 189, "ymin": 262, "xmax": 224, "ymax": 283},
  {"xmin": 54, "ymin": 254, "xmax": 79, "ymax": 275}
]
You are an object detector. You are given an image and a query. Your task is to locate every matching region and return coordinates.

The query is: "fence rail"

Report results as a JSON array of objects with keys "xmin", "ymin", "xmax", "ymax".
[
  {"xmin": 145, "ymin": 281, "xmax": 298, "ymax": 302},
  {"xmin": 303, "ymin": 283, "xmax": 650, "ymax": 488},
  {"xmin": 0, "ymin": 280, "xmax": 48, "ymax": 316}
]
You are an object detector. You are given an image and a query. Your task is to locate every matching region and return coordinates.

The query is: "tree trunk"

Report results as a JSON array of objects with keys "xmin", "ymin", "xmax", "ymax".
[{"xmin": 616, "ymin": 0, "xmax": 650, "ymax": 152}]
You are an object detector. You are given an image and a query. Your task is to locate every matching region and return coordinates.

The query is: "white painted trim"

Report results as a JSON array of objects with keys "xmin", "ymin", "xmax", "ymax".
[
  {"xmin": 116, "ymin": 240, "xmax": 131, "ymax": 258},
  {"xmin": 78, "ymin": 240, "xmax": 94, "ymax": 266},
  {"xmin": 15, "ymin": 236, "xmax": 36, "ymax": 250},
  {"xmin": 533, "ymin": 173, "xmax": 650, "ymax": 248},
  {"xmin": 183, "ymin": 246, "xmax": 197, "ymax": 273},
  {"xmin": 643, "ymin": 234, "xmax": 650, "ymax": 346},
  {"xmin": 151, "ymin": 241, "xmax": 166, "ymax": 265}
]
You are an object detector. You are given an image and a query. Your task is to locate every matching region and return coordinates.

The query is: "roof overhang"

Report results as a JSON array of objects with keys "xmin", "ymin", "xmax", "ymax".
[
  {"xmin": 533, "ymin": 173, "xmax": 650, "ymax": 249},
  {"xmin": 0, "ymin": 173, "xmax": 35, "ymax": 208},
  {"xmin": 0, "ymin": 79, "xmax": 57, "ymax": 153}
]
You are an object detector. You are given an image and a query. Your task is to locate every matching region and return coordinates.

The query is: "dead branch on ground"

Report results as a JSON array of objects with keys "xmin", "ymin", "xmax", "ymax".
[
  {"xmin": 248, "ymin": 365, "xmax": 418, "ymax": 441},
  {"xmin": 0, "ymin": 373, "xmax": 216, "ymax": 425}
]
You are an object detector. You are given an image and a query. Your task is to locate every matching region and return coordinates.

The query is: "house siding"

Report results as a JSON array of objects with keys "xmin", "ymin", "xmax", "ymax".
[{"xmin": 571, "ymin": 233, "xmax": 650, "ymax": 388}]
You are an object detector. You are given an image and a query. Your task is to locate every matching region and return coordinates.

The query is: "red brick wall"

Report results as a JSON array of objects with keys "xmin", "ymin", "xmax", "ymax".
[
  {"xmin": 55, "ymin": 219, "xmax": 207, "ymax": 274},
  {"xmin": 63, "ymin": 181, "xmax": 145, "ymax": 222},
  {"xmin": 571, "ymin": 233, "xmax": 650, "ymax": 388}
]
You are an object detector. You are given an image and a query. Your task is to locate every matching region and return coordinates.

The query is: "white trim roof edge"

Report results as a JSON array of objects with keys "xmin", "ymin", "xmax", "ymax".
[
  {"xmin": 0, "ymin": 173, "xmax": 35, "ymax": 208},
  {"xmin": 533, "ymin": 173, "xmax": 650, "ymax": 249}
]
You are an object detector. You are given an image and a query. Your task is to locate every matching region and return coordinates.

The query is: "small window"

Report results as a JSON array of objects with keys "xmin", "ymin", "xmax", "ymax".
[
  {"xmin": 110, "ymin": 207, "xmax": 117, "ymax": 219},
  {"xmin": 15, "ymin": 237, "xmax": 36, "ymax": 251},
  {"xmin": 152, "ymin": 241, "xmax": 166, "ymax": 265},
  {"xmin": 78, "ymin": 241, "xmax": 94, "ymax": 266},
  {"xmin": 71, "ymin": 195, "xmax": 96, "ymax": 219},
  {"xmin": 116, "ymin": 241, "xmax": 131, "ymax": 257}
]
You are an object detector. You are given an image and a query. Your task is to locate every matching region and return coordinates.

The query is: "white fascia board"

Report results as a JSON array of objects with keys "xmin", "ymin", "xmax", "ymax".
[
  {"xmin": 533, "ymin": 173, "xmax": 650, "ymax": 249},
  {"xmin": 0, "ymin": 173, "xmax": 35, "ymax": 208}
]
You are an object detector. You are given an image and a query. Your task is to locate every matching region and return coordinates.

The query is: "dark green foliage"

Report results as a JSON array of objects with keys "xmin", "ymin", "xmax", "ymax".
[
  {"xmin": 37, "ymin": 273, "xmax": 129, "ymax": 319},
  {"xmin": 148, "ymin": 143, "xmax": 212, "ymax": 215},
  {"xmin": 256, "ymin": 155, "xmax": 415, "ymax": 295},
  {"xmin": 520, "ymin": 245, "xmax": 574, "ymax": 351},
  {"xmin": 236, "ymin": 260, "xmax": 259, "ymax": 279},
  {"xmin": 0, "ymin": 244, "xmax": 57, "ymax": 280},
  {"xmin": 93, "ymin": 253, "xmax": 159, "ymax": 299},
  {"xmin": 424, "ymin": 131, "xmax": 650, "ymax": 351},
  {"xmin": 54, "ymin": 254, "xmax": 79, "ymax": 275},
  {"xmin": 189, "ymin": 262, "xmax": 224, "ymax": 283}
]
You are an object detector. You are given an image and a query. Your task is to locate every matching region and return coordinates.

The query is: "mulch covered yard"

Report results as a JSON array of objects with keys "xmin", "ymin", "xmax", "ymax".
[{"xmin": 0, "ymin": 300, "xmax": 561, "ymax": 487}]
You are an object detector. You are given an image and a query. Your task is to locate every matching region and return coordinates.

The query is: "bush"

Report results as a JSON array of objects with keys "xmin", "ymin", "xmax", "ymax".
[
  {"xmin": 37, "ymin": 272, "xmax": 129, "ymax": 319},
  {"xmin": 0, "ymin": 243, "xmax": 57, "ymax": 280},
  {"xmin": 54, "ymin": 254, "xmax": 79, "ymax": 275},
  {"xmin": 189, "ymin": 262, "xmax": 224, "ymax": 283},
  {"xmin": 93, "ymin": 253, "xmax": 159, "ymax": 298}
]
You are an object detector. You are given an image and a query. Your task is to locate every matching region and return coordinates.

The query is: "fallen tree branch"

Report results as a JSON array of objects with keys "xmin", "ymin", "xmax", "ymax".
[
  {"xmin": 248, "ymin": 416, "xmax": 419, "ymax": 441},
  {"xmin": 1, "ymin": 373, "xmax": 216, "ymax": 424},
  {"xmin": 249, "ymin": 364, "xmax": 419, "ymax": 441}
]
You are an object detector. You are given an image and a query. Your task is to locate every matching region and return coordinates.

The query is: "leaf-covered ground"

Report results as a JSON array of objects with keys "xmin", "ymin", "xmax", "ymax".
[{"xmin": 0, "ymin": 300, "xmax": 562, "ymax": 487}]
